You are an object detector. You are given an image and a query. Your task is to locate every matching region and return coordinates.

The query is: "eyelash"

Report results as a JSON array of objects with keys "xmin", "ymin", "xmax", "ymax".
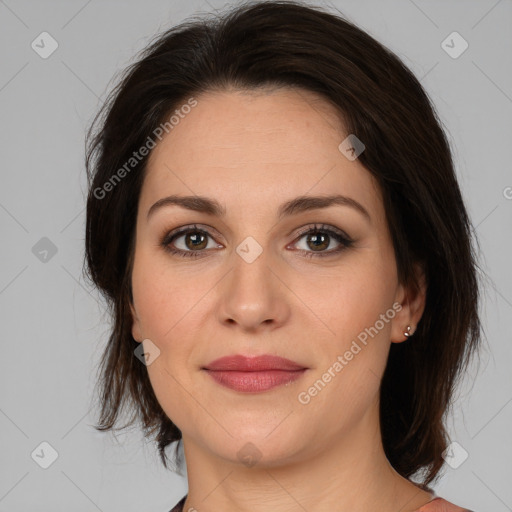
[{"xmin": 160, "ymin": 223, "xmax": 354, "ymax": 259}]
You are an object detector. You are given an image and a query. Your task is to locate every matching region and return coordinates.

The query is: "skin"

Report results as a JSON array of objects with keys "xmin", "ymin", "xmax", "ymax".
[{"xmin": 130, "ymin": 87, "xmax": 431, "ymax": 512}]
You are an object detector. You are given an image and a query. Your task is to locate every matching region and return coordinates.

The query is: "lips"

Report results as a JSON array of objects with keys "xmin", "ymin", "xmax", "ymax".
[
  {"xmin": 202, "ymin": 355, "xmax": 308, "ymax": 392},
  {"xmin": 203, "ymin": 354, "xmax": 306, "ymax": 372}
]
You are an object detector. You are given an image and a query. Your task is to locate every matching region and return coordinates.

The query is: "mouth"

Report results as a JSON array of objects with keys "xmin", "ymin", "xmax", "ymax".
[{"xmin": 202, "ymin": 354, "xmax": 308, "ymax": 393}]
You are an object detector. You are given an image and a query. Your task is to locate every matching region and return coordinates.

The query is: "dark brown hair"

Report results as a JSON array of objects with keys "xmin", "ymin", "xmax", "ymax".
[{"xmin": 84, "ymin": 0, "xmax": 483, "ymax": 487}]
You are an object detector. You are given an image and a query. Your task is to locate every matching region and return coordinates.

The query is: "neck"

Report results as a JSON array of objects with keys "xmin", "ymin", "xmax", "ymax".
[{"xmin": 180, "ymin": 398, "xmax": 434, "ymax": 512}]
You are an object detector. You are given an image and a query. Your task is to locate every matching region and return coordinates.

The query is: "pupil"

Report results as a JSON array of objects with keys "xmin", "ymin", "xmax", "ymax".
[
  {"xmin": 308, "ymin": 233, "xmax": 328, "ymax": 251},
  {"xmin": 187, "ymin": 232, "xmax": 207, "ymax": 250}
]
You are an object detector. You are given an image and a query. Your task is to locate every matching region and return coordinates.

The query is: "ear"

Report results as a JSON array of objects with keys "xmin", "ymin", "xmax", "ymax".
[
  {"xmin": 390, "ymin": 262, "xmax": 427, "ymax": 344},
  {"xmin": 130, "ymin": 301, "xmax": 143, "ymax": 343}
]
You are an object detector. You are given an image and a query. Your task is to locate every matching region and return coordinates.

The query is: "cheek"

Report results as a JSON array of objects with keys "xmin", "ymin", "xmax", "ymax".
[
  {"xmin": 291, "ymin": 260, "xmax": 395, "ymax": 400},
  {"xmin": 131, "ymin": 258, "xmax": 207, "ymax": 430},
  {"xmin": 131, "ymin": 249, "xmax": 201, "ymax": 341},
  {"xmin": 293, "ymin": 260, "xmax": 396, "ymax": 342}
]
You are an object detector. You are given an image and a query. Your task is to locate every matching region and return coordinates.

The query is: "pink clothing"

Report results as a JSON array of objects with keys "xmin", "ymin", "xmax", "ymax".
[
  {"xmin": 413, "ymin": 496, "xmax": 474, "ymax": 511},
  {"xmin": 169, "ymin": 494, "xmax": 474, "ymax": 511}
]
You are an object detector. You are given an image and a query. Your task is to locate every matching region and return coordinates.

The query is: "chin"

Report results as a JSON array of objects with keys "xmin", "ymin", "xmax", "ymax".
[{"xmin": 211, "ymin": 429, "xmax": 307, "ymax": 468}]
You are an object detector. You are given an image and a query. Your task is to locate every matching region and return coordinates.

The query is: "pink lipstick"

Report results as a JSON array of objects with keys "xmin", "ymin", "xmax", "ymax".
[{"xmin": 202, "ymin": 354, "xmax": 307, "ymax": 392}]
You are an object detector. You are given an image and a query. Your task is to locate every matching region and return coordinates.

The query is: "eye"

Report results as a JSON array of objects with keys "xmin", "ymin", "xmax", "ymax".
[
  {"xmin": 160, "ymin": 223, "xmax": 353, "ymax": 259},
  {"xmin": 290, "ymin": 223, "xmax": 354, "ymax": 258},
  {"xmin": 161, "ymin": 224, "xmax": 222, "ymax": 258}
]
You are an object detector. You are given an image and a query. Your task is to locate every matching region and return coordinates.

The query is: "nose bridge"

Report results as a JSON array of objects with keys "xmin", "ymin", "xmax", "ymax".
[{"xmin": 217, "ymin": 234, "xmax": 289, "ymax": 330}]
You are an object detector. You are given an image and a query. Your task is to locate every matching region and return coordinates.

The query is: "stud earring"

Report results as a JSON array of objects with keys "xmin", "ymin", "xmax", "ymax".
[{"xmin": 403, "ymin": 325, "xmax": 413, "ymax": 338}]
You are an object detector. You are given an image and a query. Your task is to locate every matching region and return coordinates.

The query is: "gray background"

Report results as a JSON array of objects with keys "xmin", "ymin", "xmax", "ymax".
[{"xmin": 1, "ymin": 0, "xmax": 511, "ymax": 511}]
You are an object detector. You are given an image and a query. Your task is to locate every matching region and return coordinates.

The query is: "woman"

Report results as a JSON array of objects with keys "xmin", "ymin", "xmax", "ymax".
[{"xmin": 84, "ymin": 1, "xmax": 482, "ymax": 511}]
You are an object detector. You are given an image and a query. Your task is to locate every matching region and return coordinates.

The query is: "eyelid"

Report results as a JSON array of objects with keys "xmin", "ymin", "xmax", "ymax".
[
  {"xmin": 161, "ymin": 222, "xmax": 353, "ymax": 258},
  {"xmin": 286, "ymin": 223, "xmax": 354, "ymax": 257},
  {"xmin": 162, "ymin": 223, "xmax": 350, "ymax": 244},
  {"xmin": 291, "ymin": 223, "xmax": 351, "ymax": 242},
  {"xmin": 163, "ymin": 223, "xmax": 224, "ymax": 242}
]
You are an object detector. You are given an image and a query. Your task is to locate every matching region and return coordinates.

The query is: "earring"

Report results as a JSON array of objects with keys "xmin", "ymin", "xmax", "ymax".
[{"xmin": 403, "ymin": 325, "xmax": 413, "ymax": 337}]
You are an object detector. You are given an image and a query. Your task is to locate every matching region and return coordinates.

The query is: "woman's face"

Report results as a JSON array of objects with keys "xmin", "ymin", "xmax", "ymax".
[{"xmin": 130, "ymin": 87, "xmax": 421, "ymax": 466}]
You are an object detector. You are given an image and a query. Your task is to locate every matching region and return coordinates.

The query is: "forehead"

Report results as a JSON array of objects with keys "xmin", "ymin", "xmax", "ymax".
[{"xmin": 141, "ymin": 88, "xmax": 383, "ymax": 220}]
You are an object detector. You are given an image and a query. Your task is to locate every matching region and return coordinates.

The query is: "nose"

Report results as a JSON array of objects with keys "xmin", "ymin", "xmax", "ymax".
[{"xmin": 215, "ymin": 243, "xmax": 291, "ymax": 333}]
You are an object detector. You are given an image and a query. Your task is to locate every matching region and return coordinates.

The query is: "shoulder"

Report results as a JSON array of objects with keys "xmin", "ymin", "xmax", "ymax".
[
  {"xmin": 168, "ymin": 494, "xmax": 187, "ymax": 512},
  {"xmin": 414, "ymin": 496, "xmax": 476, "ymax": 512}
]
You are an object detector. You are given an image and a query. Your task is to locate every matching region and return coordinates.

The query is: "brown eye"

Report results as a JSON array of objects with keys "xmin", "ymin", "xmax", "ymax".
[
  {"xmin": 161, "ymin": 225, "xmax": 222, "ymax": 258},
  {"xmin": 305, "ymin": 232, "xmax": 330, "ymax": 251},
  {"xmin": 183, "ymin": 231, "xmax": 208, "ymax": 250},
  {"xmin": 291, "ymin": 224, "xmax": 354, "ymax": 258}
]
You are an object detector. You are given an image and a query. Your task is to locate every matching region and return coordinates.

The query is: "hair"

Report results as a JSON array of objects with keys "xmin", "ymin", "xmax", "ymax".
[{"xmin": 84, "ymin": 0, "xmax": 484, "ymax": 488}]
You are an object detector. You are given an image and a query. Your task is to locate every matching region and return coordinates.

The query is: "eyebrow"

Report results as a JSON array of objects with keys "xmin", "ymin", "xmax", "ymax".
[{"xmin": 147, "ymin": 194, "xmax": 371, "ymax": 222}]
